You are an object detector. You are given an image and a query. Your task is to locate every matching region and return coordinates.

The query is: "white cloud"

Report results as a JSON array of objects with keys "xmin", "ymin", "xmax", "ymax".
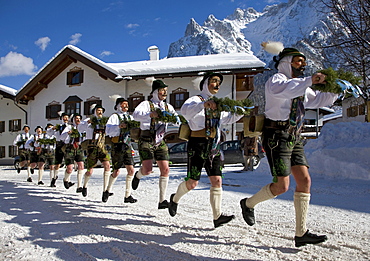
[
  {"xmin": 126, "ymin": 23, "xmax": 139, "ymax": 29},
  {"xmin": 69, "ymin": 33, "xmax": 82, "ymax": 45},
  {"xmin": 100, "ymin": 50, "xmax": 114, "ymax": 58},
  {"xmin": 35, "ymin": 36, "xmax": 51, "ymax": 51},
  {"xmin": 0, "ymin": 52, "xmax": 37, "ymax": 77}
]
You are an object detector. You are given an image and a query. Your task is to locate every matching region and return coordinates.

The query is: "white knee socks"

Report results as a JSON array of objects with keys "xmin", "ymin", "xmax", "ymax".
[
  {"xmin": 294, "ymin": 192, "xmax": 311, "ymax": 237},
  {"xmin": 77, "ymin": 170, "xmax": 84, "ymax": 188},
  {"xmin": 106, "ymin": 174, "xmax": 117, "ymax": 192},
  {"xmin": 64, "ymin": 169, "xmax": 71, "ymax": 182},
  {"xmin": 38, "ymin": 169, "xmax": 44, "ymax": 182},
  {"xmin": 83, "ymin": 173, "xmax": 91, "ymax": 187},
  {"xmin": 125, "ymin": 175, "xmax": 133, "ymax": 198},
  {"xmin": 103, "ymin": 171, "xmax": 110, "ymax": 191},
  {"xmin": 210, "ymin": 187, "xmax": 222, "ymax": 220},
  {"xmin": 246, "ymin": 183, "xmax": 276, "ymax": 209},
  {"xmin": 173, "ymin": 181, "xmax": 190, "ymax": 203},
  {"xmin": 159, "ymin": 176, "xmax": 169, "ymax": 203}
]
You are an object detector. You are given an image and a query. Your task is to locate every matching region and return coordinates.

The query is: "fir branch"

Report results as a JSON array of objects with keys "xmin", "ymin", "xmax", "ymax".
[
  {"xmin": 209, "ymin": 97, "xmax": 254, "ymax": 115},
  {"xmin": 69, "ymin": 127, "xmax": 80, "ymax": 138},
  {"xmin": 154, "ymin": 109, "xmax": 181, "ymax": 124},
  {"xmin": 90, "ymin": 116, "xmax": 109, "ymax": 129},
  {"xmin": 120, "ymin": 119, "xmax": 140, "ymax": 133},
  {"xmin": 38, "ymin": 138, "xmax": 56, "ymax": 145},
  {"xmin": 312, "ymin": 67, "xmax": 361, "ymax": 94}
]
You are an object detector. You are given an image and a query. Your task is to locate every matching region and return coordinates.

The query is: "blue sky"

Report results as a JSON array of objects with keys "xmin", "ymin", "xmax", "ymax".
[{"xmin": 0, "ymin": 0, "xmax": 283, "ymax": 90}]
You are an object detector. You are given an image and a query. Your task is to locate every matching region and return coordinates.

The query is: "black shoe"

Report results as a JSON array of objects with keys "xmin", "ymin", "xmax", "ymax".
[
  {"xmin": 31, "ymin": 168, "xmax": 34, "ymax": 174},
  {"xmin": 124, "ymin": 195, "xmax": 137, "ymax": 203},
  {"xmin": 38, "ymin": 181, "xmax": 44, "ymax": 185},
  {"xmin": 27, "ymin": 177, "xmax": 32, "ymax": 182},
  {"xmin": 82, "ymin": 187, "xmax": 87, "ymax": 197},
  {"xmin": 158, "ymin": 200, "xmax": 169, "ymax": 209},
  {"xmin": 50, "ymin": 178, "xmax": 56, "ymax": 187},
  {"xmin": 76, "ymin": 187, "xmax": 83, "ymax": 193},
  {"xmin": 240, "ymin": 198, "xmax": 255, "ymax": 226},
  {"xmin": 168, "ymin": 194, "xmax": 178, "ymax": 217},
  {"xmin": 131, "ymin": 171, "xmax": 140, "ymax": 190},
  {"xmin": 64, "ymin": 181, "xmax": 75, "ymax": 189},
  {"xmin": 17, "ymin": 168, "xmax": 21, "ymax": 174},
  {"xmin": 213, "ymin": 214, "xmax": 235, "ymax": 228},
  {"xmin": 295, "ymin": 230, "xmax": 328, "ymax": 247},
  {"xmin": 102, "ymin": 190, "xmax": 113, "ymax": 202}
]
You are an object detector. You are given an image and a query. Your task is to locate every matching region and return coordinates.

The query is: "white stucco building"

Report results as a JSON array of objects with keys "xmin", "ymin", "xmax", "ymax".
[{"xmin": 15, "ymin": 45, "xmax": 265, "ymax": 143}]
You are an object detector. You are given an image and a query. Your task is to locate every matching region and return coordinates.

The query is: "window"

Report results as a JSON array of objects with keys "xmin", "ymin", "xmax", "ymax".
[
  {"xmin": 9, "ymin": 145, "xmax": 17, "ymax": 157},
  {"xmin": 170, "ymin": 88, "xmax": 189, "ymax": 109},
  {"xmin": 128, "ymin": 92, "xmax": 145, "ymax": 112},
  {"xmin": 9, "ymin": 119, "xmax": 21, "ymax": 132},
  {"xmin": 0, "ymin": 146, "xmax": 5, "ymax": 158},
  {"xmin": 64, "ymin": 95, "xmax": 82, "ymax": 115},
  {"xmin": 67, "ymin": 67, "xmax": 84, "ymax": 86},
  {"xmin": 46, "ymin": 101, "xmax": 62, "ymax": 119},
  {"xmin": 0, "ymin": 121, "xmax": 5, "ymax": 133},
  {"xmin": 359, "ymin": 104, "xmax": 366, "ymax": 115},
  {"xmin": 84, "ymin": 97, "xmax": 102, "ymax": 115},
  {"xmin": 347, "ymin": 106, "xmax": 358, "ymax": 117},
  {"xmin": 236, "ymin": 75, "xmax": 254, "ymax": 91}
]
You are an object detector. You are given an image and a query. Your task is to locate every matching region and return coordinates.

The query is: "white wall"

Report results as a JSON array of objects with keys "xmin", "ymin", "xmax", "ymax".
[{"xmin": 0, "ymin": 97, "xmax": 27, "ymax": 164}]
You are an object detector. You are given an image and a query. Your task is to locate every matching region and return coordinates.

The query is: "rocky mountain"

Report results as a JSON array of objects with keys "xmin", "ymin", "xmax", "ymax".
[{"xmin": 167, "ymin": 0, "xmax": 343, "ymax": 109}]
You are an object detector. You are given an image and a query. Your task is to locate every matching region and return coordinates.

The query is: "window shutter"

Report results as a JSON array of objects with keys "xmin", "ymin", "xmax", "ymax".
[
  {"xmin": 67, "ymin": 72, "xmax": 72, "ymax": 85},
  {"xmin": 17, "ymin": 119, "xmax": 21, "ymax": 131},
  {"xmin": 79, "ymin": 70, "xmax": 84, "ymax": 84},
  {"xmin": 46, "ymin": 105, "xmax": 50, "ymax": 119},
  {"xmin": 84, "ymin": 102, "xmax": 89, "ymax": 115},
  {"xmin": 9, "ymin": 120, "xmax": 12, "ymax": 132},
  {"xmin": 170, "ymin": 93, "xmax": 175, "ymax": 108}
]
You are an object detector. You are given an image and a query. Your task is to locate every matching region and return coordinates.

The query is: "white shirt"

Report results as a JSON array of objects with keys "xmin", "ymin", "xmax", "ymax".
[
  {"xmin": 264, "ymin": 56, "xmax": 338, "ymax": 121},
  {"xmin": 106, "ymin": 111, "xmax": 133, "ymax": 137},
  {"xmin": 181, "ymin": 82, "xmax": 243, "ymax": 131},
  {"xmin": 13, "ymin": 132, "xmax": 30, "ymax": 149}
]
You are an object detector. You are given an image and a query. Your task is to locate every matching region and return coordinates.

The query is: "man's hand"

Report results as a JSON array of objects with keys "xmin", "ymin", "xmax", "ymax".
[
  {"xmin": 312, "ymin": 73, "xmax": 327, "ymax": 84},
  {"xmin": 150, "ymin": 111, "xmax": 159, "ymax": 118},
  {"xmin": 204, "ymin": 100, "xmax": 217, "ymax": 110}
]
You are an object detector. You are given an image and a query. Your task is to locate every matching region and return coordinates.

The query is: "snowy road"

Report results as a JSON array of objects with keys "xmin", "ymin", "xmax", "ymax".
[{"xmin": 0, "ymin": 159, "xmax": 369, "ymax": 261}]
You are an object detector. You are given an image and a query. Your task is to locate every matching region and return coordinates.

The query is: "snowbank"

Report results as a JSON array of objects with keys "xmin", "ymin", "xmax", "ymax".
[{"xmin": 305, "ymin": 121, "xmax": 370, "ymax": 180}]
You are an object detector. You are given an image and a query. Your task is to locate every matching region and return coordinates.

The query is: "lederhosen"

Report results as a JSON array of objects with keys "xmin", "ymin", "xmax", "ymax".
[
  {"xmin": 17, "ymin": 133, "xmax": 30, "ymax": 162},
  {"xmin": 262, "ymin": 96, "xmax": 309, "ymax": 182},
  {"xmin": 39, "ymin": 136, "xmax": 56, "ymax": 166},
  {"xmin": 186, "ymin": 95, "xmax": 222, "ymax": 181},
  {"xmin": 64, "ymin": 128, "xmax": 85, "ymax": 166},
  {"xmin": 85, "ymin": 119, "xmax": 110, "ymax": 170},
  {"xmin": 111, "ymin": 113, "xmax": 134, "ymax": 170},
  {"xmin": 55, "ymin": 125, "xmax": 67, "ymax": 165},
  {"xmin": 138, "ymin": 101, "xmax": 169, "ymax": 161},
  {"xmin": 29, "ymin": 134, "xmax": 40, "ymax": 164}
]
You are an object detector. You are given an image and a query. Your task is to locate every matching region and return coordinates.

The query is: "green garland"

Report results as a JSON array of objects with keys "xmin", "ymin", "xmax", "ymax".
[
  {"xmin": 312, "ymin": 67, "xmax": 361, "ymax": 94},
  {"xmin": 120, "ymin": 119, "xmax": 140, "ymax": 133},
  {"xmin": 16, "ymin": 140, "xmax": 26, "ymax": 147},
  {"xmin": 210, "ymin": 97, "xmax": 254, "ymax": 115},
  {"xmin": 38, "ymin": 137, "xmax": 56, "ymax": 145},
  {"xmin": 90, "ymin": 116, "xmax": 109, "ymax": 129},
  {"xmin": 69, "ymin": 127, "xmax": 80, "ymax": 138},
  {"xmin": 154, "ymin": 109, "xmax": 187, "ymax": 124}
]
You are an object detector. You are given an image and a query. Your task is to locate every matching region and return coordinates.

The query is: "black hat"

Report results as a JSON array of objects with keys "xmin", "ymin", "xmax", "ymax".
[
  {"xmin": 59, "ymin": 112, "xmax": 69, "ymax": 120},
  {"xmin": 34, "ymin": 125, "xmax": 43, "ymax": 132},
  {"xmin": 71, "ymin": 113, "xmax": 82, "ymax": 122},
  {"xmin": 92, "ymin": 104, "xmax": 105, "ymax": 114},
  {"xmin": 22, "ymin": 125, "xmax": 30, "ymax": 130},
  {"xmin": 114, "ymin": 98, "xmax": 128, "ymax": 110},
  {"xmin": 199, "ymin": 72, "xmax": 223, "ymax": 91},
  {"xmin": 273, "ymin": 48, "xmax": 306, "ymax": 69},
  {"xmin": 45, "ymin": 123, "xmax": 53, "ymax": 129},
  {"xmin": 151, "ymin": 80, "xmax": 168, "ymax": 94}
]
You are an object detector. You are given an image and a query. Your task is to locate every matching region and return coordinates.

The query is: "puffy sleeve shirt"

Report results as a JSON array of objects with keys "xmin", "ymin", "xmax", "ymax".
[
  {"xmin": 264, "ymin": 73, "xmax": 338, "ymax": 121},
  {"xmin": 106, "ymin": 112, "xmax": 134, "ymax": 137},
  {"xmin": 181, "ymin": 94, "xmax": 244, "ymax": 131}
]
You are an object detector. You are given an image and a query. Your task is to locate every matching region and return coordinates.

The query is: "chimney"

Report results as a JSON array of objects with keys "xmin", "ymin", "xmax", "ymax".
[{"xmin": 148, "ymin": 45, "xmax": 159, "ymax": 61}]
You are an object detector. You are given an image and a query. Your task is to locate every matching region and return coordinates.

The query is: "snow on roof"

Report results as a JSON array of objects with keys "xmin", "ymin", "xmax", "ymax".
[
  {"xmin": 107, "ymin": 52, "xmax": 266, "ymax": 77},
  {"xmin": 20, "ymin": 45, "xmax": 120, "ymax": 91},
  {"xmin": 323, "ymin": 108, "xmax": 342, "ymax": 121},
  {"xmin": 0, "ymin": 84, "xmax": 17, "ymax": 96}
]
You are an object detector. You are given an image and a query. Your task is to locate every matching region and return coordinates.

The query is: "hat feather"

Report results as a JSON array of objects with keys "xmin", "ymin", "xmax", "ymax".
[
  {"xmin": 144, "ymin": 77, "xmax": 156, "ymax": 87},
  {"xmin": 109, "ymin": 94, "xmax": 122, "ymax": 102},
  {"xmin": 261, "ymin": 41, "xmax": 284, "ymax": 55},
  {"xmin": 57, "ymin": 111, "xmax": 64, "ymax": 117},
  {"xmin": 192, "ymin": 77, "xmax": 203, "ymax": 90}
]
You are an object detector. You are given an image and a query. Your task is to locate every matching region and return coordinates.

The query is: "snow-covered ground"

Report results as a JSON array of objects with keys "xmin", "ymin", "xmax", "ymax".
[{"xmin": 0, "ymin": 122, "xmax": 369, "ymax": 261}]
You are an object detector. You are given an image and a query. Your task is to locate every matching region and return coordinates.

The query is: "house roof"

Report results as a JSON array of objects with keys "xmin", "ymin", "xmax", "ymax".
[
  {"xmin": 0, "ymin": 84, "xmax": 16, "ymax": 100},
  {"xmin": 306, "ymin": 107, "xmax": 335, "ymax": 115},
  {"xmin": 15, "ymin": 45, "xmax": 266, "ymax": 104}
]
